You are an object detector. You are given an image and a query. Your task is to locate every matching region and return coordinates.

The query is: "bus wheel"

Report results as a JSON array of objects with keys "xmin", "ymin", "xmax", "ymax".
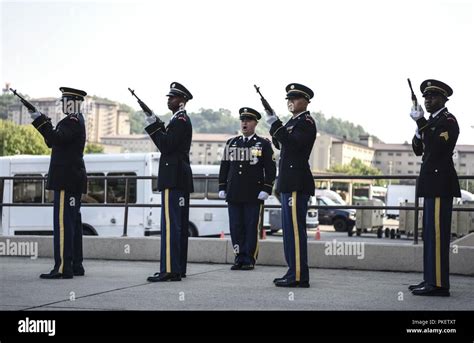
[
  {"xmin": 188, "ymin": 224, "xmax": 198, "ymax": 237},
  {"xmin": 82, "ymin": 224, "xmax": 97, "ymax": 236},
  {"xmin": 377, "ymin": 228, "xmax": 383, "ymax": 238}
]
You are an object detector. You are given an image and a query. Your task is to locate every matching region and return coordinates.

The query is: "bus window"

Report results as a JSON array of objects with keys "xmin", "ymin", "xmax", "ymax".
[
  {"xmin": 106, "ymin": 172, "xmax": 137, "ymax": 203},
  {"xmin": 207, "ymin": 175, "xmax": 220, "ymax": 200},
  {"xmin": 191, "ymin": 175, "xmax": 205, "ymax": 199},
  {"xmin": 82, "ymin": 173, "xmax": 105, "ymax": 203},
  {"xmin": 152, "ymin": 176, "xmax": 159, "ymax": 194},
  {"xmin": 13, "ymin": 174, "xmax": 43, "ymax": 203}
]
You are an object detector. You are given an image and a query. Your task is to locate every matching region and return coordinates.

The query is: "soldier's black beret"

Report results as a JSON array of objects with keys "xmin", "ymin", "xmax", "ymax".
[
  {"xmin": 59, "ymin": 87, "xmax": 87, "ymax": 100},
  {"xmin": 239, "ymin": 107, "xmax": 261, "ymax": 121},
  {"xmin": 285, "ymin": 83, "xmax": 314, "ymax": 100},
  {"xmin": 166, "ymin": 82, "xmax": 193, "ymax": 100},
  {"xmin": 420, "ymin": 79, "xmax": 453, "ymax": 98}
]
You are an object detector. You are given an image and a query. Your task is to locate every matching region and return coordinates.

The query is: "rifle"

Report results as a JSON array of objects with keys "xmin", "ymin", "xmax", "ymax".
[
  {"xmin": 128, "ymin": 88, "xmax": 153, "ymax": 116},
  {"xmin": 10, "ymin": 88, "xmax": 37, "ymax": 112},
  {"xmin": 407, "ymin": 78, "xmax": 418, "ymax": 108},
  {"xmin": 254, "ymin": 85, "xmax": 275, "ymax": 115},
  {"xmin": 254, "ymin": 85, "xmax": 280, "ymax": 149}
]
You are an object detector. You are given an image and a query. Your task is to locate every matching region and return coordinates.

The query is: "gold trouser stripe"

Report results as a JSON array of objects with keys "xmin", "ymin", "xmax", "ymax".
[
  {"xmin": 165, "ymin": 189, "xmax": 171, "ymax": 273},
  {"xmin": 59, "ymin": 191, "xmax": 65, "ymax": 273},
  {"xmin": 253, "ymin": 204, "xmax": 263, "ymax": 261},
  {"xmin": 291, "ymin": 191, "xmax": 301, "ymax": 282},
  {"xmin": 435, "ymin": 197, "xmax": 441, "ymax": 287}
]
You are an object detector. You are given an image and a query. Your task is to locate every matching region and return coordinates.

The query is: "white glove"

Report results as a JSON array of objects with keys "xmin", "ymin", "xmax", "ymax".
[
  {"xmin": 410, "ymin": 104, "xmax": 424, "ymax": 121},
  {"xmin": 415, "ymin": 128, "xmax": 421, "ymax": 139},
  {"xmin": 265, "ymin": 109, "xmax": 278, "ymax": 125},
  {"xmin": 28, "ymin": 110, "xmax": 41, "ymax": 120},
  {"xmin": 257, "ymin": 191, "xmax": 269, "ymax": 201},
  {"xmin": 145, "ymin": 114, "xmax": 157, "ymax": 126},
  {"xmin": 218, "ymin": 190, "xmax": 226, "ymax": 199}
]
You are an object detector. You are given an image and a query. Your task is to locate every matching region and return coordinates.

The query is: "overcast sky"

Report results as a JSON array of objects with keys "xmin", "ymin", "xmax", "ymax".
[{"xmin": 1, "ymin": 0, "xmax": 473, "ymax": 143}]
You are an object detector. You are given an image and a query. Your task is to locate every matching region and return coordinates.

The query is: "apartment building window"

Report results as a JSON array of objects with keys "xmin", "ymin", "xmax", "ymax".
[
  {"xmin": 396, "ymin": 153, "xmax": 402, "ymax": 156},
  {"xmin": 460, "ymin": 163, "xmax": 467, "ymax": 167},
  {"xmin": 388, "ymin": 152, "xmax": 394, "ymax": 156},
  {"xmin": 408, "ymin": 162, "xmax": 414, "ymax": 165},
  {"xmin": 408, "ymin": 170, "xmax": 414, "ymax": 174},
  {"xmin": 199, "ymin": 144, "xmax": 204, "ymax": 147},
  {"xmin": 408, "ymin": 153, "xmax": 414, "ymax": 157},
  {"xmin": 417, "ymin": 162, "xmax": 422, "ymax": 165},
  {"xmin": 396, "ymin": 161, "xmax": 402, "ymax": 165},
  {"xmin": 375, "ymin": 161, "xmax": 381, "ymax": 164}
]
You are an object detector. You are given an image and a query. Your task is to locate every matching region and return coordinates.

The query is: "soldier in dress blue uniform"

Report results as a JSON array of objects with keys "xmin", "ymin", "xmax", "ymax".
[
  {"xmin": 409, "ymin": 79, "xmax": 460, "ymax": 297},
  {"xmin": 145, "ymin": 82, "xmax": 194, "ymax": 282},
  {"xmin": 218, "ymin": 107, "xmax": 276, "ymax": 270},
  {"xmin": 30, "ymin": 87, "xmax": 88, "ymax": 279},
  {"xmin": 264, "ymin": 83, "xmax": 316, "ymax": 288}
]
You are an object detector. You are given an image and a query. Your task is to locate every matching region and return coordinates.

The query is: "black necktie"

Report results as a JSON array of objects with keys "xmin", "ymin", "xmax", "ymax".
[{"xmin": 244, "ymin": 137, "xmax": 248, "ymax": 143}]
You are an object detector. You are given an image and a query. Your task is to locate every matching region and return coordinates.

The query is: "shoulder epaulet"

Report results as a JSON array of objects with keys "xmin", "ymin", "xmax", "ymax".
[
  {"xmin": 176, "ymin": 112, "xmax": 187, "ymax": 121},
  {"xmin": 304, "ymin": 113, "xmax": 314, "ymax": 125},
  {"xmin": 226, "ymin": 136, "xmax": 240, "ymax": 144},
  {"xmin": 443, "ymin": 111, "xmax": 457, "ymax": 123}
]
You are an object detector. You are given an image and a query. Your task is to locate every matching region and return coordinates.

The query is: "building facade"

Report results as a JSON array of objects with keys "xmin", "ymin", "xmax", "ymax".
[{"xmin": 7, "ymin": 96, "xmax": 131, "ymax": 143}]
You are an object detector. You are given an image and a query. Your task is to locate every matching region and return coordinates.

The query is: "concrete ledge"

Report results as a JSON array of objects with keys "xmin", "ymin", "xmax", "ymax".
[
  {"xmin": 1, "ymin": 235, "xmax": 473, "ymax": 275},
  {"xmin": 454, "ymin": 232, "xmax": 474, "ymax": 247}
]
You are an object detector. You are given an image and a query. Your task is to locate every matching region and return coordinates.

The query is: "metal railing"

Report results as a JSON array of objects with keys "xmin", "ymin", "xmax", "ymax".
[{"xmin": 1, "ymin": 174, "xmax": 474, "ymax": 244}]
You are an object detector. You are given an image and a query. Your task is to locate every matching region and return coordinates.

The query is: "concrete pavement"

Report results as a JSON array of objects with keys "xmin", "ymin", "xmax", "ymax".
[{"xmin": 1, "ymin": 257, "xmax": 473, "ymax": 311}]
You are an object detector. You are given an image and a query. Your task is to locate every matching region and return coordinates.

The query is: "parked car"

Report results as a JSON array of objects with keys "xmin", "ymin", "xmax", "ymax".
[{"xmin": 316, "ymin": 196, "xmax": 355, "ymax": 232}]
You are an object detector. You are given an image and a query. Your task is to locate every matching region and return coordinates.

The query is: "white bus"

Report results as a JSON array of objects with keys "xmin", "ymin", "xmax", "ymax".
[{"xmin": 0, "ymin": 153, "xmax": 282, "ymax": 237}]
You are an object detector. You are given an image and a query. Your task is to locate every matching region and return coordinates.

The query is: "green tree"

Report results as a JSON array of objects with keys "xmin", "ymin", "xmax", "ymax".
[
  {"xmin": 0, "ymin": 119, "xmax": 50, "ymax": 156},
  {"xmin": 0, "ymin": 93, "xmax": 18, "ymax": 120},
  {"xmin": 85, "ymin": 143, "xmax": 104, "ymax": 154},
  {"xmin": 328, "ymin": 158, "xmax": 384, "ymax": 186}
]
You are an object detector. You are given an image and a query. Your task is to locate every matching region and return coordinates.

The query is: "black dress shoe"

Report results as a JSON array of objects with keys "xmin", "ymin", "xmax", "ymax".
[
  {"xmin": 273, "ymin": 276, "xmax": 287, "ymax": 283},
  {"xmin": 408, "ymin": 281, "xmax": 425, "ymax": 291},
  {"xmin": 230, "ymin": 263, "xmax": 242, "ymax": 270},
  {"xmin": 147, "ymin": 272, "xmax": 181, "ymax": 282},
  {"xmin": 73, "ymin": 265, "xmax": 85, "ymax": 276},
  {"xmin": 241, "ymin": 264, "xmax": 254, "ymax": 271},
  {"xmin": 412, "ymin": 285, "xmax": 450, "ymax": 297},
  {"xmin": 40, "ymin": 271, "xmax": 73, "ymax": 279},
  {"xmin": 274, "ymin": 279, "xmax": 310, "ymax": 288}
]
